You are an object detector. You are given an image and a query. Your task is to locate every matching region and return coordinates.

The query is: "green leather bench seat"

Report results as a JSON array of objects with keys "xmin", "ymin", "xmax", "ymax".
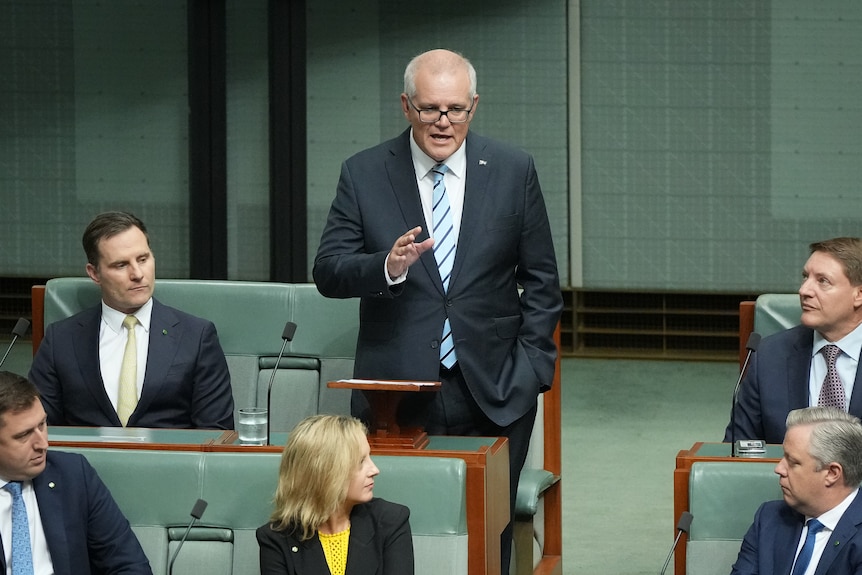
[
  {"xmin": 42, "ymin": 278, "xmax": 359, "ymax": 432},
  {"xmin": 686, "ymin": 461, "xmax": 783, "ymax": 575},
  {"xmin": 61, "ymin": 447, "xmax": 468, "ymax": 575}
]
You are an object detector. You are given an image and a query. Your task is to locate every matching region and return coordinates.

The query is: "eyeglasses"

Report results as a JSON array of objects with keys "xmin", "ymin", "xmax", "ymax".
[{"xmin": 407, "ymin": 96, "xmax": 473, "ymax": 124}]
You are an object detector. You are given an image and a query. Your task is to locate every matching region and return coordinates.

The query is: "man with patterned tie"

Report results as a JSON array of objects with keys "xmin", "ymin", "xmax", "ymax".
[
  {"xmin": 313, "ymin": 49, "xmax": 562, "ymax": 571},
  {"xmin": 726, "ymin": 237, "xmax": 862, "ymax": 444},
  {"xmin": 0, "ymin": 371, "xmax": 151, "ymax": 574},
  {"xmin": 30, "ymin": 211, "xmax": 235, "ymax": 429},
  {"xmin": 731, "ymin": 407, "xmax": 862, "ymax": 575}
]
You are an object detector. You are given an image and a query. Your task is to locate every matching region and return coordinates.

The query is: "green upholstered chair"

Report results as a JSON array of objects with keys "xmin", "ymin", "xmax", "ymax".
[
  {"xmin": 686, "ymin": 461, "xmax": 782, "ymax": 575},
  {"xmin": 61, "ymin": 447, "xmax": 468, "ymax": 575}
]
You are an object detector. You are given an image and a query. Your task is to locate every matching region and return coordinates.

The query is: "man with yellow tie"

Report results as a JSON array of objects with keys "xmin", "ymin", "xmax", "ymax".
[{"xmin": 29, "ymin": 211, "xmax": 234, "ymax": 429}]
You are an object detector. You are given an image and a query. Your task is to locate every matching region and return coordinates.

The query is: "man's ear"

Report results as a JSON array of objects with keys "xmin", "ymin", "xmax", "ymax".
[
  {"xmin": 823, "ymin": 462, "xmax": 844, "ymax": 488},
  {"xmin": 85, "ymin": 263, "xmax": 100, "ymax": 285}
]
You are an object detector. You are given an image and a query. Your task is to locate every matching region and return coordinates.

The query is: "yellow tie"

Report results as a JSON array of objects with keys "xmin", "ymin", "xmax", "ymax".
[{"xmin": 117, "ymin": 315, "xmax": 139, "ymax": 426}]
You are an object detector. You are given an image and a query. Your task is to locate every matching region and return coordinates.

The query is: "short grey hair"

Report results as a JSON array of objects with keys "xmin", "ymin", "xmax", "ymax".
[
  {"xmin": 403, "ymin": 49, "xmax": 477, "ymax": 99},
  {"xmin": 786, "ymin": 406, "xmax": 862, "ymax": 487}
]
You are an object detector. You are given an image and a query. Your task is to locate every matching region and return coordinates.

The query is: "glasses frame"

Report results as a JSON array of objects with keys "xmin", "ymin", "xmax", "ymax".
[{"xmin": 406, "ymin": 96, "xmax": 474, "ymax": 124}]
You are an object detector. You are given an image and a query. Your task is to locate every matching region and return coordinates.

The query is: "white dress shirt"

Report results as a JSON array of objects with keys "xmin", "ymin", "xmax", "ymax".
[
  {"xmin": 98, "ymin": 299, "xmax": 153, "ymax": 411},
  {"xmin": 0, "ymin": 479, "xmax": 54, "ymax": 575}
]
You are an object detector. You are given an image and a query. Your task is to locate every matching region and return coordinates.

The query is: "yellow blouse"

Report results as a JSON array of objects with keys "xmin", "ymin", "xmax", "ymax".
[{"xmin": 319, "ymin": 526, "xmax": 350, "ymax": 575}]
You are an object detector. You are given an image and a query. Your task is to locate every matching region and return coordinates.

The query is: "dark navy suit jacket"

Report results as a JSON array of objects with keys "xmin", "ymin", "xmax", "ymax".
[
  {"xmin": 731, "ymin": 492, "xmax": 862, "ymax": 575},
  {"xmin": 29, "ymin": 298, "xmax": 234, "ymax": 429},
  {"xmin": 0, "ymin": 451, "xmax": 151, "ymax": 575},
  {"xmin": 725, "ymin": 325, "xmax": 862, "ymax": 444},
  {"xmin": 256, "ymin": 498, "xmax": 413, "ymax": 575},
  {"xmin": 313, "ymin": 129, "xmax": 562, "ymax": 427}
]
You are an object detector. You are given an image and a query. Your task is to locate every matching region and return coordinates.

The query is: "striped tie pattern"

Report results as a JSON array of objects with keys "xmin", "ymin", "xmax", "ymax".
[
  {"xmin": 818, "ymin": 344, "xmax": 846, "ymax": 410},
  {"xmin": 432, "ymin": 164, "xmax": 457, "ymax": 368},
  {"xmin": 4, "ymin": 481, "xmax": 34, "ymax": 575},
  {"xmin": 117, "ymin": 314, "xmax": 139, "ymax": 426}
]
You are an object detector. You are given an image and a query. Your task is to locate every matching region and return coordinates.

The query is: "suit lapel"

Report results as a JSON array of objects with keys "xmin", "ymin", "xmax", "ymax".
[
  {"xmin": 813, "ymin": 492, "xmax": 862, "ymax": 575},
  {"xmin": 73, "ymin": 307, "xmax": 121, "ymax": 424},
  {"xmin": 345, "ymin": 505, "xmax": 376, "ymax": 575},
  {"xmin": 450, "ymin": 134, "xmax": 491, "ymax": 294},
  {"xmin": 848, "ymin": 353, "xmax": 862, "ymax": 414},
  {"xmin": 788, "ymin": 331, "xmax": 813, "ymax": 409},
  {"xmin": 133, "ymin": 300, "xmax": 180, "ymax": 422},
  {"xmin": 33, "ymin": 456, "xmax": 71, "ymax": 575}
]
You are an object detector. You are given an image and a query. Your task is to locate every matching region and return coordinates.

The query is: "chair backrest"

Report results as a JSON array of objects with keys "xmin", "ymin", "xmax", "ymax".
[
  {"xmin": 738, "ymin": 294, "xmax": 800, "ymax": 368},
  {"xmin": 38, "ymin": 278, "xmax": 359, "ymax": 430},
  {"xmin": 686, "ymin": 460, "xmax": 783, "ymax": 575},
  {"xmin": 62, "ymin": 446, "xmax": 468, "ymax": 575}
]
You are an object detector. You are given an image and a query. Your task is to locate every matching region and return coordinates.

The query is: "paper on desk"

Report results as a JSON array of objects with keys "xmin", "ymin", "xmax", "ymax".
[{"xmin": 337, "ymin": 379, "xmax": 438, "ymax": 387}]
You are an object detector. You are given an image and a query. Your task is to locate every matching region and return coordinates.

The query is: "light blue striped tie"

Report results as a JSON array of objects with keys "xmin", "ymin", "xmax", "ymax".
[
  {"xmin": 4, "ymin": 482, "xmax": 34, "ymax": 575},
  {"xmin": 432, "ymin": 164, "xmax": 457, "ymax": 368}
]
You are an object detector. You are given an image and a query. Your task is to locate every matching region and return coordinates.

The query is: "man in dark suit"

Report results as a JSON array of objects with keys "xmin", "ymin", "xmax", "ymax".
[
  {"xmin": 0, "ymin": 371, "xmax": 151, "ymax": 574},
  {"xmin": 313, "ymin": 49, "xmax": 562, "ymax": 571},
  {"xmin": 725, "ymin": 237, "xmax": 862, "ymax": 444},
  {"xmin": 731, "ymin": 407, "xmax": 862, "ymax": 575},
  {"xmin": 29, "ymin": 211, "xmax": 234, "ymax": 429}
]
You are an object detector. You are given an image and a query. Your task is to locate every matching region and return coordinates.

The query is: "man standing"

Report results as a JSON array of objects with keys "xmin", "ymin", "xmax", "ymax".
[
  {"xmin": 731, "ymin": 407, "xmax": 862, "ymax": 574},
  {"xmin": 313, "ymin": 49, "xmax": 562, "ymax": 570},
  {"xmin": 0, "ymin": 371, "xmax": 152, "ymax": 574},
  {"xmin": 726, "ymin": 237, "xmax": 862, "ymax": 444},
  {"xmin": 30, "ymin": 211, "xmax": 234, "ymax": 429}
]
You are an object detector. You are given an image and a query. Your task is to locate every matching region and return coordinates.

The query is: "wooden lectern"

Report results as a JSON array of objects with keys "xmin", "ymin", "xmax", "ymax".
[{"xmin": 327, "ymin": 379, "xmax": 442, "ymax": 449}]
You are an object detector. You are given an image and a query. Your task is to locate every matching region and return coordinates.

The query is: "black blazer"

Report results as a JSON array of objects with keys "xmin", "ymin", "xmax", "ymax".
[
  {"xmin": 30, "ymin": 298, "xmax": 235, "ymax": 429},
  {"xmin": 256, "ymin": 498, "xmax": 413, "ymax": 575},
  {"xmin": 313, "ymin": 129, "xmax": 562, "ymax": 426}
]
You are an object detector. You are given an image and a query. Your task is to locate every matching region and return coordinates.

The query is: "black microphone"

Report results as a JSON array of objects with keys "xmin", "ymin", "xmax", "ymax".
[
  {"xmin": 659, "ymin": 511, "xmax": 693, "ymax": 575},
  {"xmin": 266, "ymin": 322, "xmax": 297, "ymax": 445},
  {"xmin": 730, "ymin": 332, "xmax": 761, "ymax": 456},
  {"xmin": 168, "ymin": 498, "xmax": 208, "ymax": 575},
  {"xmin": 0, "ymin": 318, "xmax": 30, "ymax": 369}
]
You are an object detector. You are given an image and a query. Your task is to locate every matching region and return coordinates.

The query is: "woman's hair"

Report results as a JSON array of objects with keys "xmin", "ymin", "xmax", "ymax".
[{"xmin": 269, "ymin": 414, "xmax": 367, "ymax": 540}]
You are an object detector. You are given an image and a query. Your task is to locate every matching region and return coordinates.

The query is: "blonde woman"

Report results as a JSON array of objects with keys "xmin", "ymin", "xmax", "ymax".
[{"xmin": 257, "ymin": 415, "xmax": 414, "ymax": 575}]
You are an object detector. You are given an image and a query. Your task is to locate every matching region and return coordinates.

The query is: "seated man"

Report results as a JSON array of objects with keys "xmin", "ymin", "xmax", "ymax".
[
  {"xmin": 725, "ymin": 237, "xmax": 862, "ymax": 444},
  {"xmin": 0, "ymin": 371, "xmax": 152, "ymax": 573},
  {"xmin": 29, "ymin": 211, "xmax": 234, "ymax": 429},
  {"xmin": 731, "ymin": 407, "xmax": 862, "ymax": 574}
]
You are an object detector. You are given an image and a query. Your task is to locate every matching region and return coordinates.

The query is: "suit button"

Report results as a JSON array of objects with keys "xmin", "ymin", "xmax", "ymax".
[
  {"xmin": 446, "ymin": 299, "xmax": 453, "ymax": 307},
  {"xmin": 431, "ymin": 341, "xmax": 439, "ymax": 349}
]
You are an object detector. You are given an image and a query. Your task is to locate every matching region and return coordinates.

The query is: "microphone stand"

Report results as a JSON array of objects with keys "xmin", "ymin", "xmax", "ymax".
[
  {"xmin": 266, "ymin": 322, "xmax": 297, "ymax": 445},
  {"xmin": 730, "ymin": 332, "xmax": 761, "ymax": 457}
]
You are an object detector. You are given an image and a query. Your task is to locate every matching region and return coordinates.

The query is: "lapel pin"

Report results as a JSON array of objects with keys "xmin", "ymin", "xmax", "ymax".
[
  {"xmin": 48, "ymin": 482, "xmax": 55, "ymax": 489},
  {"xmin": 162, "ymin": 329, "xmax": 168, "ymax": 335},
  {"xmin": 478, "ymin": 159, "xmax": 487, "ymax": 165},
  {"xmin": 835, "ymin": 541, "xmax": 841, "ymax": 546},
  {"xmin": 291, "ymin": 546, "xmax": 298, "ymax": 553}
]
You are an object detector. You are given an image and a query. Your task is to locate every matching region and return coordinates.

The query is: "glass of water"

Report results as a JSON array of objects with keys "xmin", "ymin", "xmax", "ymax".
[{"xmin": 237, "ymin": 407, "xmax": 268, "ymax": 445}]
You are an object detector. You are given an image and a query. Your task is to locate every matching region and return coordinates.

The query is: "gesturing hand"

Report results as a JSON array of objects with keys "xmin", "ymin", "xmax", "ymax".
[{"xmin": 387, "ymin": 226, "xmax": 434, "ymax": 279}]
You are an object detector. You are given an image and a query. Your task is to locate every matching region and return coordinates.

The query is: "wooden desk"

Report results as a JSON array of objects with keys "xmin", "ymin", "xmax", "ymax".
[
  {"xmin": 674, "ymin": 442, "xmax": 781, "ymax": 574},
  {"xmin": 49, "ymin": 426, "xmax": 508, "ymax": 575}
]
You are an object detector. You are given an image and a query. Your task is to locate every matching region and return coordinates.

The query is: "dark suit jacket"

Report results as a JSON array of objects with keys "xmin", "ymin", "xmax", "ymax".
[
  {"xmin": 0, "ymin": 451, "xmax": 151, "ymax": 575},
  {"xmin": 313, "ymin": 129, "xmax": 562, "ymax": 427},
  {"xmin": 29, "ymin": 298, "xmax": 235, "ymax": 429},
  {"xmin": 724, "ymin": 325, "xmax": 862, "ymax": 444},
  {"xmin": 731, "ymin": 492, "xmax": 862, "ymax": 575},
  {"xmin": 256, "ymin": 498, "xmax": 413, "ymax": 575}
]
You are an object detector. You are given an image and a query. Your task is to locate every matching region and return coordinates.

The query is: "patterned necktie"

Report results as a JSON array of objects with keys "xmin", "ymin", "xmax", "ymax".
[
  {"xmin": 4, "ymin": 482, "xmax": 34, "ymax": 575},
  {"xmin": 818, "ymin": 344, "xmax": 846, "ymax": 411},
  {"xmin": 431, "ymin": 164, "xmax": 457, "ymax": 368},
  {"xmin": 117, "ymin": 314, "xmax": 139, "ymax": 426},
  {"xmin": 791, "ymin": 518, "xmax": 824, "ymax": 575}
]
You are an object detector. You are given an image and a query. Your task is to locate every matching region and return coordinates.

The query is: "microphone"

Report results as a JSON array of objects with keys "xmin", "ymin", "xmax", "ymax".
[
  {"xmin": 168, "ymin": 498, "xmax": 208, "ymax": 575},
  {"xmin": 266, "ymin": 322, "xmax": 297, "ymax": 445},
  {"xmin": 659, "ymin": 511, "xmax": 693, "ymax": 575},
  {"xmin": 0, "ymin": 318, "xmax": 30, "ymax": 369},
  {"xmin": 730, "ymin": 332, "xmax": 761, "ymax": 456}
]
